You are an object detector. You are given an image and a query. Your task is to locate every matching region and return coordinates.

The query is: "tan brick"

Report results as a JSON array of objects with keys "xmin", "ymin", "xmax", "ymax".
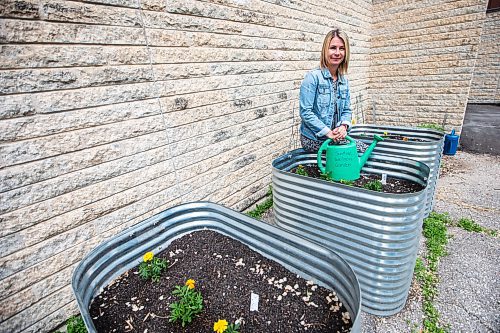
[{"xmin": 0, "ymin": 19, "xmax": 147, "ymax": 44}]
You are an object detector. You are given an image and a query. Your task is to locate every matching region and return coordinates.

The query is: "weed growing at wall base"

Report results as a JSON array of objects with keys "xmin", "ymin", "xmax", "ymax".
[
  {"xmin": 67, "ymin": 315, "xmax": 87, "ymax": 333},
  {"xmin": 418, "ymin": 123, "xmax": 445, "ymax": 132},
  {"xmin": 246, "ymin": 186, "xmax": 273, "ymax": 219}
]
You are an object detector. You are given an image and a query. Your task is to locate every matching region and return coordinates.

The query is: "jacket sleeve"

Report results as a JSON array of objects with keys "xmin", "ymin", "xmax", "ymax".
[
  {"xmin": 336, "ymin": 78, "xmax": 352, "ymax": 130},
  {"xmin": 299, "ymin": 72, "xmax": 330, "ymax": 138}
]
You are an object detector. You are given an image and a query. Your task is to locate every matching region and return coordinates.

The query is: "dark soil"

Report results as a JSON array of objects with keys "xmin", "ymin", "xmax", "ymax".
[
  {"xmin": 291, "ymin": 164, "xmax": 425, "ymax": 194},
  {"xmin": 355, "ymin": 133, "xmax": 427, "ymax": 142},
  {"xmin": 383, "ymin": 135, "xmax": 427, "ymax": 142},
  {"xmin": 90, "ymin": 230, "xmax": 352, "ymax": 333}
]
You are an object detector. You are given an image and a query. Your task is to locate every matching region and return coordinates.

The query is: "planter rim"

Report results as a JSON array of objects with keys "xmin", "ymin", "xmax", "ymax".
[{"xmin": 272, "ymin": 149, "xmax": 430, "ymax": 197}]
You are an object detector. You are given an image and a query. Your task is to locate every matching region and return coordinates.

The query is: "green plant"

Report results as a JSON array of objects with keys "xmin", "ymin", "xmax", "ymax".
[
  {"xmin": 423, "ymin": 212, "xmax": 450, "ymax": 271},
  {"xmin": 414, "ymin": 211, "xmax": 451, "ymax": 332},
  {"xmin": 169, "ymin": 280, "xmax": 204, "ymax": 327},
  {"xmin": 418, "ymin": 123, "xmax": 445, "ymax": 132},
  {"xmin": 362, "ymin": 180, "xmax": 383, "ymax": 192},
  {"xmin": 319, "ymin": 172, "xmax": 333, "ymax": 182},
  {"xmin": 457, "ymin": 218, "xmax": 497, "ymax": 236},
  {"xmin": 295, "ymin": 165, "xmax": 309, "ymax": 177},
  {"xmin": 339, "ymin": 179, "xmax": 354, "ymax": 186},
  {"xmin": 226, "ymin": 322, "xmax": 241, "ymax": 333},
  {"xmin": 246, "ymin": 186, "xmax": 273, "ymax": 219},
  {"xmin": 457, "ymin": 217, "xmax": 482, "ymax": 232},
  {"xmin": 138, "ymin": 251, "xmax": 168, "ymax": 282},
  {"xmin": 67, "ymin": 315, "xmax": 87, "ymax": 333}
]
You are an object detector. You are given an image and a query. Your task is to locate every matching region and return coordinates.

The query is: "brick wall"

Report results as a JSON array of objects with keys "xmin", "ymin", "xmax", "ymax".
[
  {"xmin": 369, "ymin": 0, "xmax": 487, "ymax": 132},
  {"xmin": 468, "ymin": 10, "xmax": 500, "ymax": 103},
  {"xmin": 0, "ymin": 1, "xmax": 371, "ymax": 332}
]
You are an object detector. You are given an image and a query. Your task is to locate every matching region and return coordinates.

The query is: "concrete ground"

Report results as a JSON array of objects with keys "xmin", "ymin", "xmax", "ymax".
[{"xmin": 259, "ymin": 150, "xmax": 500, "ymax": 333}]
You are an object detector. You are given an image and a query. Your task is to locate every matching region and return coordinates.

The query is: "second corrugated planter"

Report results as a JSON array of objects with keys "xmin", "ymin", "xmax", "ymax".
[
  {"xmin": 349, "ymin": 124, "xmax": 444, "ymax": 217},
  {"xmin": 272, "ymin": 149, "xmax": 430, "ymax": 316}
]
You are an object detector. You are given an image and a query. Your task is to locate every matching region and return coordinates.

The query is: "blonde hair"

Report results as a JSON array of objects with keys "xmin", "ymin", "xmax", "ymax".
[{"xmin": 320, "ymin": 28, "xmax": 350, "ymax": 75}]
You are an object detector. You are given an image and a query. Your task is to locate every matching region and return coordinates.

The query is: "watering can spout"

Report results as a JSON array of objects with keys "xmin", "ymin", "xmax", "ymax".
[{"xmin": 359, "ymin": 134, "xmax": 384, "ymax": 168}]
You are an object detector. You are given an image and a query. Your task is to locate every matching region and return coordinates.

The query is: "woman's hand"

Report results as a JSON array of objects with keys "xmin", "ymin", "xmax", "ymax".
[{"xmin": 327, "ymin": 125, "xmax": 347, "ymax": 141}]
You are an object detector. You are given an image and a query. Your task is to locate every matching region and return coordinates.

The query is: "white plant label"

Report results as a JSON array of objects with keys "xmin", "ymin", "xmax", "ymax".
[
  {"xmin": 381, "ymin": 173, "xmax": 387, "ymax": 185},
  {"xmin": 250, "ymin": 292, "xmax": 259, "ymax": 311}
]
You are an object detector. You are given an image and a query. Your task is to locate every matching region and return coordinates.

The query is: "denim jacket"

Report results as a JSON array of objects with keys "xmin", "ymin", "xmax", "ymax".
[{"xmin": 299, "ymin": 68, "xmax": 352, "ymax": 141}]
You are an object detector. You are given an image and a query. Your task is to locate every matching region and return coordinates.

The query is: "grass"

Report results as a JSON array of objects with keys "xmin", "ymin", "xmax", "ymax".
[
  {"xmin": 246, "ymin": 186, "xmax": 273, "ymax": 220},
  {"xmin": 414, "ymin": 211, "xmax": 451, "ymax": 333}
]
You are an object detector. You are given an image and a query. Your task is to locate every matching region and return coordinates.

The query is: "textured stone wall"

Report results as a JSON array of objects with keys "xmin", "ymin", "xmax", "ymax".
[
  {"xmin": 369, "ymin": 0, "xmax": 488, "ymax": 132},
  {"xmin": 468, "ymin": 10, "xmax": 500, "ymax": 103},
  {"xmin": 0, "ymin": 1, "xmax": 371, "ymax": 332}
]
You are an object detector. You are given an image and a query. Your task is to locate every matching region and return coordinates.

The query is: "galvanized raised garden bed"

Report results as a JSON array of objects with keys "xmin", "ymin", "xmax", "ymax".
[
  {"xmin": 272, "ymin": 149, "xmax": 430, "ymax": 316},
  {"xmin": 72, "ymin": 202, "xmax": 362, "ymax": 332},
  {"xmin": 349, "ymin": 124, "xmax": 444, "ymax": 217}
]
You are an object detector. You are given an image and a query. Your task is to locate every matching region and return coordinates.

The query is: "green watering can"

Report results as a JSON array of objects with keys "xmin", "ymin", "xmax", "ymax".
[{"xmin": 317, "ymin": 135, "xmax": 384, "ymax": 181}]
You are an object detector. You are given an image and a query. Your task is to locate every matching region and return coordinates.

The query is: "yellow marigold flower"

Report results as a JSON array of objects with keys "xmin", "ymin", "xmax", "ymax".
[
  {"xmin": 143, "ymin": 251, "xmax": 154, "ymax": 262},
  {"xmin": 185, "ymin": 279, "xmax": 196, "ymax": 289},
  {"xmin": 213, "ymin": 319, "xmax": 228, "ymax": 333},
  {"xmin": 351, "ymin": 118, "xmax": 357, "ymax": 125}
]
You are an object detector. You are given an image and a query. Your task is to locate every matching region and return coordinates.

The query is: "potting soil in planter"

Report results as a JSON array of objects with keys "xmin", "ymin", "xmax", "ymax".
[
  {"xmin": 291, "ymin": 164, "xmax": 425, "ymax": 193},
  {"xmin": 89, "ymin": 230, "xmax": 352, "ymax": 333}
]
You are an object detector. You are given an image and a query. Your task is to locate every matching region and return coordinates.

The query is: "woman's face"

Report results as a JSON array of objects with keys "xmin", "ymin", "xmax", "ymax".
[{"xmin": 327, "ymin": 36, "xmax": 345, "ymax": 68}]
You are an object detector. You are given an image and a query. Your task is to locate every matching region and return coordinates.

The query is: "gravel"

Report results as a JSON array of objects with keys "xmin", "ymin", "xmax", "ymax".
[
  {"xmin": 256, "ymin": 150, "xmax": 500, "ymax": 332},
  {"xmin": 433, "ymin": 151, "xmax": 500, "ymax": 333}
]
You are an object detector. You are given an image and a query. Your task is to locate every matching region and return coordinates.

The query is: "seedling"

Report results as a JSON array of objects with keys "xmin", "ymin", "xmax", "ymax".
[
  {"xmin": 138, "ymin": 252, "xmax": 168, "ymax": 282},
  {"xmin": 339, "ymin": 179, "xmax": 354, "ymax": 186},
  {"xmin": 362, "ymin": 180, "xmax": 383, "ymax": 192},
  {"xmin": 319, "ymin": 172, "xmax": 332, "ymax": 181},
  {"xmin": 296, "ymin": 165, "xmax": 309, "ymax": 177},
  {"xmin": 169, "ymin": 280, "xmax": 204, "ymax": 327}
]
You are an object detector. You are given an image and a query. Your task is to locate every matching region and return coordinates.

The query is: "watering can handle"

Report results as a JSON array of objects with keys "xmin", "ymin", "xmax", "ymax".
[
  {"xmin": 345, "ymin": 135, "xmax": 355, "ymax": 144},
  {"xmin": 317, "ymin": 139, "xmax": 332, "ymax": 174}
]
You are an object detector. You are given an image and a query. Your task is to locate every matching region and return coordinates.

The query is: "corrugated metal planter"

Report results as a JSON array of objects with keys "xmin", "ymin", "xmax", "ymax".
[
  {"xmin": 72, "ymin": 202, "xmax": 362, "ymax": 332},
  {"xmin": 272, "ymin": 149, "xmax": 430, "ymax": 316},
  {"xmin": 349, "ymin": 124, "xmax": 444, "ymax": 217}
]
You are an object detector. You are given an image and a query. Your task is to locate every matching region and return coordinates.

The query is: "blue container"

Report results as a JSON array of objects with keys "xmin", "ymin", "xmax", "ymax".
[{"xmin": 443, "ymin": 129, "xmax": 459, "ymax": 155}]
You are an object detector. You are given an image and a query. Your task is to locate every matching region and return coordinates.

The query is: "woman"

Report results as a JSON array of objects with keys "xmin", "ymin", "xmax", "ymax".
[{"xmin": 299, "ymin": 28, "xmax": 356, "ymax": 152}]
